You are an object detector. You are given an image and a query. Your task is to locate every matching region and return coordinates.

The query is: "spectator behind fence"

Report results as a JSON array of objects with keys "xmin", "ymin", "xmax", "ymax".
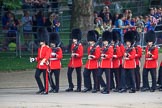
[
  {"xmin": 21, "ymin": 11, "xmax": 33, "ymax": 45},
  {"xmin": 45, "ymin": 12, "xmax": 56, "ymax": 33},
  {"xmin": 45, "ymin": 12, "xmax": 60, "ymax": 33},
  {"xmin": 144, "ymin": 16, "xmax": 153, "ymax": 32},
  {"xmin": 2, "ymin": 11, "xmax": 12, "ymax": 30}
]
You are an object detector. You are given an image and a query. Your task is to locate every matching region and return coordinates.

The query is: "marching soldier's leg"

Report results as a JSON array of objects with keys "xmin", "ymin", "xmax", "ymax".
[
  {"xmin": 135, "ymin": 66, "xmax": 141, "ymax": 91},
  {"xmin": 129, "ymin": 69, "xmax": 136, "ymax": 93},
  {"xmin": 54, "ymin": 69, "xmax": 60, "ymax": 93},
  {"xmin": 110, "ymin": 69, "xmax": 115, "ymax": 90},
  {"xmin": 114, "ymin": 68, "xmax": 120, "ymax": 92},
  {"xmin": 119, "ymin": 69, "xmax": 127, "ymax": 93},
  {"xmin": 150, "ymin": 68, "xmax": 156, "ymax": 92},
  {"xmin": 82, "ymin": 68, "xmax": 92, "ymax": 92},
  {"xmin": 66, "ymin": 67, "xmax": 74, "ymax": 92},
  {"xmin": 42, "ymin": 69, "xmax": 48, "ymax": 94},
  {"xmin": 141, "ymin": 68, "xmax": 150, "ymax": 91},
  {"xmin": 97, "ymin": 68, "xmax": 106, "ymax": 92},
  {"xmin": 35, "ymin": 68, "xmax": 44, "ymax": 94},
  {"xmin": 49, "ymin": 71, "xmax": 55, "ymax": 93},
  {"xmin": 102, "ymin": 68, "xmax": 110, "ymax": 94},
  {"xmin": 75, "ymin": 67, "xmax": 82, "ymax": 92},
  {"xmin": 159, "ymin": 66, "xmax": 162, "ymax": 91},
  {"xmin": 91, "ymin": 69, "xmax": 98, "ymax": 93}
]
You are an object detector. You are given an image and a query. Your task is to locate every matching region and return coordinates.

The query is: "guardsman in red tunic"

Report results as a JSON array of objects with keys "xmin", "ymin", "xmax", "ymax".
[
  {"xmin": 98, "ymin": 31, "xmax": 113, "ymax": 94},
  {"xmin": 48, "ymin": 33, "xmax": 63, "ymax": 93},
  {"xmin": 65, "ymin": 28, "xmax": 83, "ymax": 92},
  {"xmin": 30, "ymin": 33, "xmax": 50, "ymax": 95},
  {"xmin": 157, "ymin": 61, "xmax": 162, "ymax": 91},
  {"xmin": 141, "ymin": 30, "xmax": 158, "ymax": 92},
  {"xmin": 111, "ymin": 30, "xmax": 122, "ymax": 92},
  {"xmin": 119, "ymin": 31, "xmax": 136, "ymax": 93},
  {"xmin": 133, "ymin": 31, "xmax": 142, "ymax": 91},
  {"xmin": 82, "ymin": 30, "xmax": 101, "ymax": 93}
]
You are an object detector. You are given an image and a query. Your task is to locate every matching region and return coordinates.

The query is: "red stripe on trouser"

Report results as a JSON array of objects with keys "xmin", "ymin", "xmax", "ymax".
[{"xmin": 45, "ymin": 70, "xmax": 49, "ymax": 93}]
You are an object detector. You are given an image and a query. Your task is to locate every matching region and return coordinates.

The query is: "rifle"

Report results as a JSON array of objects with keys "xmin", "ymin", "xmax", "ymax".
[
  {"xmin": 125, "ymin": 41, "xmax": 136, "ymax": 57},
  {"xmin": 72, "ymin": 40, "xmax": 81, "ymax": 53},
  {"xmin": 52, "ymin": 42, "xmax": 61, "ymax": 53},
  {"xmin": 102, "ymin": 43, "xmax": 112, "ymax": 54},
  {"xmin": 89, "ymin": 37, "xmax": 102, "ymax": 55},
  {"xmin": 113, "ymin": 41, "xmax": 119, "ymax": 53}
]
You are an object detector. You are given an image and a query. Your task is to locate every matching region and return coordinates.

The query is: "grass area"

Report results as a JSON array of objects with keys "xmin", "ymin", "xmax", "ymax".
[
  {"xmin": 0, "ymin": 53, "xmax": 87, "ymax": 72},
  {"xmin": 0, "ymin": 48, "xmax": 162, "ymax": 72}
]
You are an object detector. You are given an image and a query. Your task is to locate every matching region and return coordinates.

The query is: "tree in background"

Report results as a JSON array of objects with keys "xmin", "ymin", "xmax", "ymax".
[
  {"xmin": 70, "ymin": 0, "xmax": 94, "ymax": 39},
  {"xmin": 2, "ymin": 0, "xmax": 22, "ymax": 10}
]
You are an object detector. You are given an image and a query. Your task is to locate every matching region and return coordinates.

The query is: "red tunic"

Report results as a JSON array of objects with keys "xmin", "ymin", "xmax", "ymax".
[
  {"xmin": 144, "ymin": 46, "xmax": 158, "ymax": 68},
  {"xmin": 85, "ymin": 45, "xmax": 101, "ymax": 69},
  {"xmin": 35, "ymin": 45, "xmax": 50, "ymax": 69},
  {"xmin": 68, "ymin": 43, "xmax": 83, "ymax": 68},
  {"xmin": 100, "ymin": 46, "xmax": 113, "ymax": 68},
  {"xmin": 160, "ymin": 61, "xmax": 162, "ymax": 66},
  {"xmin": 49, "ymin": 47, "xmax": 63, "ymax": 69},
  {"xmin": 112, "ymin": 45, "xmax": 121, "ymax": 68},
  {"xmin": 119, "ymin": 44, "xmax": 125, "ymax": 66},
  {"xmin": 123, "ymin": 47, "xmax": 136, "ymax": 69},
  {"xmin": 135, "ymin": 45, "xmax": 142, "ymax": 66}
]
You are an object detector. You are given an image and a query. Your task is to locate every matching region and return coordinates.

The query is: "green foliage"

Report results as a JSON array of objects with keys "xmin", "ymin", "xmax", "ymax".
[
  {"xmin": 0, "ymin": 53, "xmax": 87, "ymax": 72},
  {"xmin": 3, "ymin": 0, "xmax": 22, "ymax": 9}
]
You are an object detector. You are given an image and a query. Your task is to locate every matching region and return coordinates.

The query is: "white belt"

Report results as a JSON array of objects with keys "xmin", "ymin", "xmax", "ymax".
[{"xmin": 50, "ymin": 58, "xmax": 58, "ymax": 60}]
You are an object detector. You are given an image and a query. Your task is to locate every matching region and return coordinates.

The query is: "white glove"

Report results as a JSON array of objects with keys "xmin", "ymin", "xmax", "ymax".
[
  {"xmin": 40, "ymin": 61, "xmax": 44, "ymax": 66},
  {"xmin": 30, "ymin": 57, "xmax": 35, "ymax": 63},
  {"xmin": 51, "ymin": 52, "xmax": 56, "ymax": 56}
]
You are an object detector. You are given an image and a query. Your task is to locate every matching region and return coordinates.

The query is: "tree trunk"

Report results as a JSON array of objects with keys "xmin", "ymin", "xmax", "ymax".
[{"xmin": 71, "ymin": 0, "xmax": 94, "ymax": 39}]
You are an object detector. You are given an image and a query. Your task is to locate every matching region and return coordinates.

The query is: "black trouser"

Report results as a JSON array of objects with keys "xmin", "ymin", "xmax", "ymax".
[
  {"xmin": 83, "ymin": 68, "xmax": 98, "ymax": 90},
  {"xmin": 110, "ymin": 68, "xmax": 120, "ymax": 90},
  {"xmin": 118, "ymin": 65, "xmax": 123, "ymax": 89},
  {"xmin": 134, "ymin": 65, "xmax": 141, "ymax": 90},
  {"xmin": 142, "ymin": 68, "xmax": 156, "ymax": 90},
  {"xmin": 67, "ymin": 67, "xmax": 82, "ymax": 89},
  {"xmin": 35, "ymin": 68, "xmax": 46, "ymax": 91},
  {"xmin": 49, "ymin": 69, "xmax": 60, "ymax": 91},
  {"xmin": 98, "ymin": 68, "xmax": 110, "ymax": 92},
  {"xmin": 120, "ymin": 68, "xmax": 135, "ymax": 90},
  {"xmin": 157, "ymin": 66, "xmax": 162, "ymax": 86}
]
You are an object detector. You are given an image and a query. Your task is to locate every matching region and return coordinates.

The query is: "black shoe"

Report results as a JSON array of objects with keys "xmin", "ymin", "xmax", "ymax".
[
  {"xmin": 150, "ymin": 89, "xmax": 155, "ymax": 92},
  {"xmin": 119, "ymin": 89, "xmax": 127, "ymax": 93},
  {"xmin": 101, "ymin": 91, "xmax": 109, "ymax": 94},
  {"xmin": 65, "ymin": 88, "xmax": 73, "ymax": 92},
  {"xmin": 53, "ymin": 90, "xmax": 59, "ymax": 93},
  {"xmin": 41, "ymin": 91, "xmax": 48, "ymax": 95},
  {"xmin": 159, "ymin": 87, "xmax": 162, "ymax": 91},
  {"xmin": 129, "ymin": 89, "xmax": 136, "ymax": 93},
  {"xmin": 141, "ymin": 87, "xmax": 150, "ymax": 92},
  {"xmin": 113, "ymin": 89, "xmax": 119, "ymax": 92},
  {"xmin": 74, "ymin": 89, "xmax": 81, "ymax": 92},
  {"xmin": 91, "ymin": 89, "xmax": 97, "ymax": 93},
  {"xmin": 82, "ymin": 88, "xmax": 91, "ymax": 92},
  {"xmin": 49, "ymin": 89, "xmax": 54, "ymax": 93},
  {"xmin": 100, "ymin": 87, "xmax": 106, "ymax": 92},
  {"xmin": 36, "ymin": 90, "xmax": 44, "ymax": 94}
]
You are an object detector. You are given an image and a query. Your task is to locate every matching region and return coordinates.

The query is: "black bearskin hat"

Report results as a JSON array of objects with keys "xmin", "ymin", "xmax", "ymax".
[
  {"xmin": 50, "ymin": 32, "xmax": 60, "ymax": 46},
  {"xmin": 102, "ymin": 31, "xmax": 112, "ymax": 42},
  {"xmin": 71, "ymin": 28, "xmax": 82, "ymax": 41},
  {"xmin": 112, "ymin": 30, "xmax": 121, "ymax": 42},
  {"xmin": 132, "ymin": 30, "xmax": 140, "ymax": 42},
  {"xmin": 124, "ymin": 31, "xmax": 135, "ymax": 44},
  {"xmin": 38, "ymin": 27, "xmax": 49, "ymax": 44},
  {"xmin": 87, "ymin": 30, "xmax": 97, "ymax": 42},
  {"xmin": 145, "ymin": 30, "xmax": 156, "ymax": 43}
]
